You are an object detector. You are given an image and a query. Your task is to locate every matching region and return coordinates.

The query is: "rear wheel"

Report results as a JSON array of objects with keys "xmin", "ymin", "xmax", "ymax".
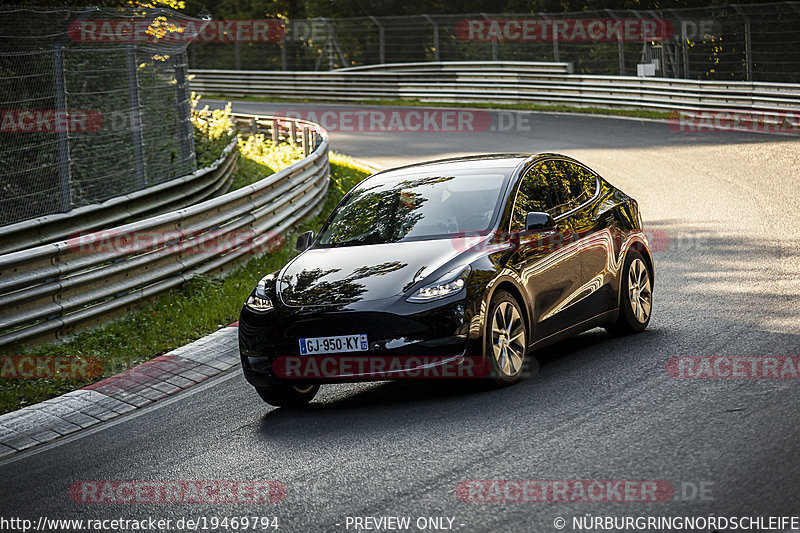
[
  {"xmin": 255, "ymin": 383, "xmax": 319, "ymax": 407},
  {"xmin": 486, "ymin": 290, "xmax": 528, "ymax": 386},
  {"xmin": 607, "ymin": 250, "xmax": 652, "ymax": 335}
]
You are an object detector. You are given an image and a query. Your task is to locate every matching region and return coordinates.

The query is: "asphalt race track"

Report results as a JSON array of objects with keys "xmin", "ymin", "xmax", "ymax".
[{"xmin": 2, "ymin": 102, "xmax": 799, "ymax": 532}]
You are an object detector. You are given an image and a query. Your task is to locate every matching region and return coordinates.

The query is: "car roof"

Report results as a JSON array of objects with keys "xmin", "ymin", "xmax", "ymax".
[{"xmin": 368, "ymin": 153, "xmax": 573, "ymax": 181}]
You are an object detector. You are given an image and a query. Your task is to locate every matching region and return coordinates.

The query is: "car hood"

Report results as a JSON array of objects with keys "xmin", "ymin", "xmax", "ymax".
[{"xmin": 278, "ymin": 239, "xmax": 464, "ymax": 307}]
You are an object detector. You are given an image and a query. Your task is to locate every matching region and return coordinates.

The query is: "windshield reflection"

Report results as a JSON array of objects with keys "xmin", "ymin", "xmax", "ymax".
[{"xmin": 318, "ymin": 173, "xmax": 507, "ymax": 247}]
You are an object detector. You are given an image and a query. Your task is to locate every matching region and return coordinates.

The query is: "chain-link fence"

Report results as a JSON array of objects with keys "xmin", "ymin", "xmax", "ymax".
[
  {"xmin": 189, "ymin": 3, "xmax": 800, "ymax": 83},
  {"xmin": 0, "ymin": 6, "xmax": 203, "ymax": 227}
]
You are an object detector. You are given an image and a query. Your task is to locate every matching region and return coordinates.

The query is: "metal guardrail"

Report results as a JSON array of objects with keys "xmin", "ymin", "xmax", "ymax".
[
  {"xmin": 189, "ymin": 61, "xmax": 800, "ymax": 114},
  {"xmin": 335, "ymin": 60, "xmax": 574, "ymax": 73},
  {"xmin": 0, "ymin": 139, "xmax": 239, "ymax": 256},
  {"xmin": 0, "ymin": 116, "xmax": 330, "ymax": 348}
]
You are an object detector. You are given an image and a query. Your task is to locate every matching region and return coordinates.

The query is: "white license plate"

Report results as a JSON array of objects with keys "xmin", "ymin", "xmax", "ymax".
[{"xmin": 299, "ymin": 334, "xmax": 368, "ymax": 355}]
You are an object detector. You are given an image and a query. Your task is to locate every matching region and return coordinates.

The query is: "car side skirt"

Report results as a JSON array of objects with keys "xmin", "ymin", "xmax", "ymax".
[{"xmin": 528, "ymin": 309, "xmax": 619, "ymax": 353}]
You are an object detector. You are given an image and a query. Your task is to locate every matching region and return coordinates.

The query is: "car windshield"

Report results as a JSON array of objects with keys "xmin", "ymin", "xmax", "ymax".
[{"xmin": 317, "ymin": 171, "xmax": 508, "ymax": 247}]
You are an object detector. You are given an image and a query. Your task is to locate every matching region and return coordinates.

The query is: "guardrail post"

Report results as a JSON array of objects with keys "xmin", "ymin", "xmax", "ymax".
[
  {"xmin": 126, "ymin": 44, "xmax": 147, "ymax": 189},
  {"xmin": 301, "ymin": 125, "xmax": 309, "ymax": 157},
  {"xmin": 53, "ymin": 46, "xmax": 72, "ymax": 213},
  {"xmin": 250, "ymin": 118, "xmax": 258, "ymax": 137},
  {"xmin": 271, "ymin": 119, "xmax": 279, "ymax": 144},
  {"xmin": 369, "ymin": 16, "xmax": 386, "ymax": 64},
  {"xmin": 290, "ymin": 120, "xmax": 297, "ymax": 145},
  {"xmin": 422, "ymin": 15, "xmax": 440, "ymax": 62}
]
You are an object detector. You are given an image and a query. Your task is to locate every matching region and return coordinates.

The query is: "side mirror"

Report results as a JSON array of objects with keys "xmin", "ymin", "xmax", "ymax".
[
  {"xmin": 525, "ymin": 212, "xmax": 555, "ymax": 231},
  {"xmin": 295, "ymin": 231, "xmax": 314, "ymax": 252}
]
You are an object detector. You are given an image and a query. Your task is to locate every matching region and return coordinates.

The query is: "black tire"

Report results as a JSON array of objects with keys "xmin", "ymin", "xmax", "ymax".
[
  {"xmin": 485, "ymin": 290, "xmax": 528, "ymax": 386},
  {"xmin": 607, "ymin": 250, "xmax": 652, "ymax": 336},
  {"xmin": 255, "ymin": 383, "xmax": 319, "ymax": 407}
]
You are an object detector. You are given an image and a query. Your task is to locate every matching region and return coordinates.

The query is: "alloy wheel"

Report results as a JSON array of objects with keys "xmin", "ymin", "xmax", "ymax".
[
  {"xmin": 491, "ymin": 301, "xmax": 526, "ymax": 377},
  {"xmin": 628, "ymin": 258, "xmax": 652, "ymax": 324}
]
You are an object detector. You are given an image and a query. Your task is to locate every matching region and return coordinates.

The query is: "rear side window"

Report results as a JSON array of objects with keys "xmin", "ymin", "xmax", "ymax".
[
  {"xmin": 511, "ymin": 160, "xmax": 598, "ymax": 230},
  {"xmin": 554, "ymin": 160, "xmax": 597, "ymax": 210}
]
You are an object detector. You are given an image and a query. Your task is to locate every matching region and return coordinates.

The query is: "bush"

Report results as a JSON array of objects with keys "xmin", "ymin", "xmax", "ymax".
[{"xmin": 191, "ymin": 92, "xmax": 235, "ymax": 167}]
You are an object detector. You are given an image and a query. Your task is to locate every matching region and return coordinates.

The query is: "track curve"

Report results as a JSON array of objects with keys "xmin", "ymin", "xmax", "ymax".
[{"xmin": 1, "ymin": 102, "xmax": 799, "ymax": 532}]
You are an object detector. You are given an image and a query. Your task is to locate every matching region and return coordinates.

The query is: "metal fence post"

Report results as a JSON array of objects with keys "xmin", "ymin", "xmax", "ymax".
[
  {"xmin": 538, "ymin": 14, "xmax": 558, "ymax": 62},
  {"xmin": 250, "ymin": 118, "xmax": 258, "ymax": 137},
  {"xmin": 53, "ymin": 46, "xmax": 71, "ymax": 213},
  {"xmin": 369, "ymin": 16, "xmax": 385, "ymax": 64},
  {"xmin": 604, "ymin": 9, "xmax": 626, "ymax": 75},
  {"xmin": 301, "ymin": 125, "xmax": 309, "ymax": 157},
  {"xmin": 480, "ymin": 13, "xmax": 498, "ymax": 61},
  {"xmin": 681, "ymin": 21, "xmax": 690, "ymax": 78},
  {"xmin": 174, "ymin": 52, "xmax": 196, "ymax": 171},
  {"xmin": 125, "ymin": 44, "xmax": 147, "ymax": 189},
  {"xmin": 422, "ymin": 15, "xmax": 440, "ymax": 62},
  {"xmin": 290, "ymin": 120, "xmax": 297, "ymax": 145},
  {"xmin": 317, "ymin": 18, "xmax": 343, "ymax": 70},
  {"xmin": 271, "ymin": 119, "xmax": 279, "ymax": 144},
  {"xmin": 280, "ymin": 34, "xmax": 287, "ymax": 70},
  {"xmin": 744, "ymin": 19, "xmax": 753, "ymax": 81},
  {"xmin": 666, "ymin": 9, "xmax": 690, "ymax": 78},
  {"xmin": 732, "ymin": 5, "xmax": 753, "ymax": 81}
]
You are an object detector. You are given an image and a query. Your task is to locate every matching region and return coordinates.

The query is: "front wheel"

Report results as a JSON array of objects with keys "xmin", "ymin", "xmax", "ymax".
[
  {"xmin": 607, "ymin": 250, "xmax": 652, "ymax": 336},
  {"xmin": 255, "ymin": 383, "xmax": 319, "ymax": 407},
  {"xmin": 486, "ymin": 290, "xmax": 528, "ymax": 386}
]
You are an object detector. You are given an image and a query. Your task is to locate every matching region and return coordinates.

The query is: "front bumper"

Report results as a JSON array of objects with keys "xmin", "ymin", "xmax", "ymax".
[{"xmin": 239, "ymin": 289, "xmax": 486, "ymax": 385}]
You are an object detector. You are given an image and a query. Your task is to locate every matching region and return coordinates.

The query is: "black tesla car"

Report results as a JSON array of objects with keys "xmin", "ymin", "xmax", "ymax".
[{"xmin": 239, "ymin": 154, "xmax": 653, "ymax": 406}]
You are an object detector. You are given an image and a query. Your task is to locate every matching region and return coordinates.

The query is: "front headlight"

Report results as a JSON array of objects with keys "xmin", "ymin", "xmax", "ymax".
[
  {"xmin": 406, "ymin": 265, "xmax": 471, "ymax": 303},
  {"xmin": 245, "ymin": 275, "xmax": 275, "ymax": 312}
]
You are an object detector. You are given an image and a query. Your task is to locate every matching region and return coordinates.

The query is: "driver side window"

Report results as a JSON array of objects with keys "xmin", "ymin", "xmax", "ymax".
[{"xmin": 510, "ymin": 162, "xmax": 562, "ymax": 231}]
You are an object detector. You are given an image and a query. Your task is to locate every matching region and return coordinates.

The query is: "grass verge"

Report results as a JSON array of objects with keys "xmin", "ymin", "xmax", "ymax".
[
  {"xmin": 202, "ymin": 94, "xmax": 670, "ymax": 121},
  {"xmin": 0, "ymin": 153, "xmax": 369, "ymax": 415}
]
